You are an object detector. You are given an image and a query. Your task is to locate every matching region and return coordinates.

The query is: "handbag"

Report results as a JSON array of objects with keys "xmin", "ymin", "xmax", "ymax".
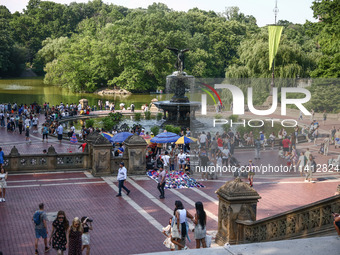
[{"xmin": 171, "ymin": 221, "xmax": 181, "ymax": 239}]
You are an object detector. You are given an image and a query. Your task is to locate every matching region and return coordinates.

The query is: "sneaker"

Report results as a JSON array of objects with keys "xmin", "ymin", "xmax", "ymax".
[
  {"xmin": 35, "ymin": 250, "xmax": 39, "ymax": 255},
  {"xmin": 183, "ymin": 246, "xmax": 188, "ymax": 250},
  {"xmin": 116, "ymin": 194, "xmax": 122, "ymax": 197},
  {"xmin": 2, "ymin": 198, "xmax": 5, "ymax": 202},
  {"xmin": 44, "ymin": 246, "xmax": 50, "ymax": 252},
  {"xmin": 0, "ymin": 198, "xmax": 2, "ymax": 202},
  {"xmin": 304, "ymin": 180, "xmax": 308, "ymax": 182},
  {"xmin": 127, "ymin": 190, "xmax": 130, "ymax": 196}
]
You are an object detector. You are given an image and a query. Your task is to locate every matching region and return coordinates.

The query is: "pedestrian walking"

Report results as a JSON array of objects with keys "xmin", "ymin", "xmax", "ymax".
[
  {"xmin": 49, "ymin": 211, "xmax": 69, "ymax": 255},
  {"xmin": 323, "ymin": 110, "xmax": 327, "ymax": 125},
  {"xmin": 116, "ymin": 162, "xmax": 130, "ymax": 197},
  {"xmin": 67, "ymin": 217, "xmax": 83, "ymax": 255},
  {"xmin": 324, "ymin": 135, "xmax": 330, "ymax": 156},
  {"xmin": 247, "ymin": 160, "xmax": 255, "ymax": 187},
  {"xmin": 305, "ymin": 154, "xmax": 315, "ymax": 183},
  {"xmin": 193, "ymin": 201, "xmax": 207, "ymax": 249},
  {"xmin": 0, "ymin": 165, "xmax": 8, "ymax": 202},
  {"xmin": 33, "ymin": 203, "xmax": 50, "ymax": 255},
  {"xmin": 42, "ymin": 124, "xmax": 49, "ymax": 142},
  {"xmin": 254, "ymin": 138, "xmax": 261, "ymax": 160},
  {"xmin": 157, "ymin": 166, "xmax": 166, "ymax": 199},
  {"xmin": 25, "ymin": 125, "xmax": 31, "ymax": 143},
  {"xmin": 296, "ymin": 152, "xmax": 307, "ymax": 177},
  {"xmin": 57, "ymin": 123, "xmax": 63, "ymax": 144},
  {"xmin": 81, "ymin": 217, "xmax": 93, "ymax": 255},
  {"xmin": 172, "ymin": 200, "xmax": 193, "ymax": 250}
]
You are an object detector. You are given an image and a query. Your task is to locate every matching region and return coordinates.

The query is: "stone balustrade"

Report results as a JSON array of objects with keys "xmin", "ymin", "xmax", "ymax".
[{"xmin": 237, "ymin": 195, "xmax": 340, "ymax": 243}]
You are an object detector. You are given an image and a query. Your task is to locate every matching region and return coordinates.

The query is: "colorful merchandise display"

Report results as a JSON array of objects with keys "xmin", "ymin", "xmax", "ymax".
[{"xmin": 146, "ymin": 170, "xmax": 205, "ymax": 189}]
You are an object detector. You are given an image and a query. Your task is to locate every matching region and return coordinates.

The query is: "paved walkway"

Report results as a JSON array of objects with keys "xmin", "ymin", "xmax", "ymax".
[{"xmin": 0, "ymin": 169, "xmax": 339, "ymax": 254}]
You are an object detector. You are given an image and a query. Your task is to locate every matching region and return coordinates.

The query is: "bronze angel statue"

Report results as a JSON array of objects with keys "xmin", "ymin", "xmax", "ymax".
[{"xmin": 167, "ymin": 47, "xmax": 190, "ymax": 72}]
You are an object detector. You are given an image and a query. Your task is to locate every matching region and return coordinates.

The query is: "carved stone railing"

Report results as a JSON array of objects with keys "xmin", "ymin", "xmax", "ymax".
[
  {"xmin": 5, "ymin": 146, "xmax": 90, "ymax": 172},
  {"xmin": 236, "ymin": 195, "xmax": 340, "ymax": 243}
]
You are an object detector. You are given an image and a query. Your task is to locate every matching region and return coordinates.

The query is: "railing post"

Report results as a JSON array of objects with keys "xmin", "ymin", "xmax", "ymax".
[
  {"xmin": 215, "ymin": 178, "xmax": 261, "ymax": 245},
  {"xmin": 47, "ymin": 145, "xmax": 57, "ymax": 170},
  {"xmin": 9, "ymin": 146, "xmax": 20, "ymax": 171},
  {"xmin": 124, "ymin": 134, "xmax": 147, "ymax": 175}
]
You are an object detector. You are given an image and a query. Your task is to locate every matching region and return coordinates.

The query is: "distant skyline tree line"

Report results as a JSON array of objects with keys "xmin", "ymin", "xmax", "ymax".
[{"xmin": 0, "ymin": 0, "xmax": 338, "ymax": 93}]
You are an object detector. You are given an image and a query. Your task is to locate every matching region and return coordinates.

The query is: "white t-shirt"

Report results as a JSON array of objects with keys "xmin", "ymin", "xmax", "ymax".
[
  {"xmin": 298, "ymin": 155, "xmax": 305, "ymax": 167},
  {"xmin": 162, "ymin": 155, "xmax": 170, "ymax": 166},
  {"xmin": 32, "ymin": 117, "xmax": 38, "ymax": 125},
  {"xmin": 177, "ymin": 153, "xmax": 186, "ymax": 164},
  {"xmin": 222, "ymin": 149, "xmax": 230, "ymax": 159},
  {"xmin": 24, "ymin": 119, "xmax": 30, "ymax": 126},
  {"xmin": 200, "ymin": 134, "xmax": 207, "ymax": 143}
]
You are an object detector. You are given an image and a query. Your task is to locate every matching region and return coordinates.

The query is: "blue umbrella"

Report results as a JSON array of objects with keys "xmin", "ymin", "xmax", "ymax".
[
  {"xmin": 150, "ymin": 132, "xmax": 181, "ymax": 143},
  {"xmin": 111, "ymin": 132, "xmax": 133, "ymax": 143},
  {"xmin": 102, "ymin": 132, "xmax": 114, "ymax": 142}
]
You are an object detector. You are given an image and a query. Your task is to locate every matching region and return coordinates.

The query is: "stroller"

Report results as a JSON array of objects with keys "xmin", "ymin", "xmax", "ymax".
[{"xmin": 318, "ymin": 143, "xmax": 325, "ymax": 154}]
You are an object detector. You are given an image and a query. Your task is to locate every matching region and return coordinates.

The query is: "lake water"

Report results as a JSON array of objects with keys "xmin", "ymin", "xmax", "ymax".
[{"xmin": 0, "ymin": 78, "xmax": 170, "ymax": 109}]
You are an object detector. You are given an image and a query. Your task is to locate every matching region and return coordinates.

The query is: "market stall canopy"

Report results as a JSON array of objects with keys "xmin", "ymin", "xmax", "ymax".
[
  {"xmin": 150, "ymin": 132, "xmax": 181, "ymax": 144},
  {"xmin": 175, "ymin": 136, "xmax": 197, "ymax": 144},
  {"xmin": 111, "ymin": 132, "xmax": 133, "ymax": 143}
]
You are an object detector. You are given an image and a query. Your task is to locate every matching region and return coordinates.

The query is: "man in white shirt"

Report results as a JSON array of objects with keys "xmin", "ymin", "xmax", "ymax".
[
  {"xmin": 222, "ymin": 146, "xmax": 230, "ymax": 166},
  {"xmin": 57, "ymin": 123, "xmax": 63, "ymax": 144},
  {"xmin": 116, "ymin": 162, "xmax": 130, "ymax": 197},
  {"xmin": 32, "ymin": 115, "xmax": 39, "ymax": 133},
  {"xmin": 200, "ymin": 132, "xmax": 207, "ymax": 148},
  {"xmin": 161, "ymin": 151, "xmax": 170, "ymax": 171}
]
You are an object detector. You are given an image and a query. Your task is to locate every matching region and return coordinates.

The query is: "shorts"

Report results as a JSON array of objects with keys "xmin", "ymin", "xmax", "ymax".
[
  {"xmin": 35, "ymin": 228, "xmax": 47, "ymax": 239},
  {"xmin": 283, "ymin": 147, "xmax": 289, "ymax": 152},
  {"xmin": 33, "ymin": 124, "xmax": 37, "ymax": 127},
  {"xmin": 0, "ymin": 180, "xmax": 7, "ymax": 188},
  {"xmin": 82, "ymin": 233, "xmax": 90, "ymax": 245},
  {"xmin": 58, "ymin": 134, "xmax": 62, "ymax": 140},
  {"xmin": 43, "ymin": 134, "xmax": 48, "ymax": 139}
]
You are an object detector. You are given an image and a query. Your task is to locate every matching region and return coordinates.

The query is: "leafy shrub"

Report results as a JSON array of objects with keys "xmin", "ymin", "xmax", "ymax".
[
  {"xmin": 144, "ymin": 111, "xmax": 151, "ymax": 120},
  {"xmin": 85, "ymin": 118, "xmax": 94, "ymax": 128},
  {"xmin": 134, "ymin": 112, "xmax": 141, "ymax": 121},
  {"xmin": 156, "ymin": 112, "xmax": 163, "ymax": 120},
  {"xmin": 150, "ymin": 126, "xmax": 160, "ymax": 136},
  {"xmin": 165, "ymin": 124, "xmax": 181, "ymax": 135}
]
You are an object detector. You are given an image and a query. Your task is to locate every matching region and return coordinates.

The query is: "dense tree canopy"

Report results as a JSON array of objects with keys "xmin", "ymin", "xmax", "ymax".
[{"xmin": 0, "ymin": 0, "xmax": 338, "ymax": 91}]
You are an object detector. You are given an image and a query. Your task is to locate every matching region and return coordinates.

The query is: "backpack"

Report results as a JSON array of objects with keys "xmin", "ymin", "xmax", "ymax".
[{"xmin": 33, "ymin": 211, "xmax": 43, "ymax": 225}]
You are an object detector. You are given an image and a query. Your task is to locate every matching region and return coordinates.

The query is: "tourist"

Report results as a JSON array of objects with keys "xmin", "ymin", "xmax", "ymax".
[
  {"xmin": 0, "ymin": 147, "xmax": 4, "ymax": 168},
  {"xmin": 269, "ymin": 132, "xmax": 275, "ymax": 150},
  {"xmin": 310, "ymin": 109, "xmax": 315, "ymax": 121},
  {"xmin": 162, "ymin": 151, "xmax": 170, "ymax": 171},
  {"xmin": 282, "ymin": 136, "xmax": 291, "ymax": 157},
  {"xmin": 221, "ymin": 145, "xmax": 230, "ymax": 165},
  {"xmin": 49, "ymin": 211, "xmax": 69, "ymax": 255},
  {"xmin": 25, "ymin": 125, "xmax": 31, "ymax": 143},
  {"xmin": 67, "ymin": 217, "xmax": 83, "ymax": 255},
  {"xmin": 330, "ymin": 126, "xmax": 336, "ymax": 144},
  {"xmin": 305, "ymin": 154, "xmax": 315, "ymax": 183},
  {"xmin": 157, "ymin": 166, "xmax": 166, "ymax": 199},
  {"xmin": 323, "ymin": 110, "xmax": 327, "ymax": 125},
  {"xmin": 18, "ymin": 116, "xmax": 23, "ymax": 134},
  {"xmin": 278, "ymin": 147, "xmax": 284, "ymax": 158},
  {"xmin": 105, "ymin": 100, "xmax": 109, "ymax": 110},
  {"xmin": 33, "ymin": 203, "xmax": 50, "ymax": 255},
  {"xmin": 130, "ymin": 103, "xmax": 135, "ymax": 112},
  {"xmin": 177, "ymin": 150, "xmax": 186, "ymax": 171},
  {"xmin": 57, "ymin": 123, "xmax": 63, "ymax": 144},
  {"xmin": 193, "ymin": 201, "xmax": 207, "ymax": 249},
  {"xmin": 172, "ymin": 201, "xmax": 193, "ymax": 250},
  {"xmin": 247, "ymin": 160, "xmax": 255, "ymax": 187},
  {"xmin": 199, "ymin": 132, "xmax": 207, "ymax": 149},
  {"xmin": 42, "ymin": 124, "xmax": 49, "ymax": 142},
  {"xmin": 332, "ymin": 213, "xmax": 340, "ymax": 236},
  {"xmin": 254, "ymin": 138, "xmax": 261, "ymax": 160},
  {"xmin": 296, "ymin": 152, "xmax": 306, "ymax": 177},
  {"xmin": 199, "ymin": 149, "xmax": 209, "ymax": 180},
  {"xmin": 32, "ymin": 115, "xmax": 39, "ymax": 133},
  {"xmin": 324, "ymin": 135, "xmax": 330, "ymax": 156},
  {"xmin": 0, "ymin": 165, "xmax": 8, "ymax": 202},
  {"xmin": 116, "ymin": 162, "xmax": 130, "ymax": 197},
  {"xmin": 81, "ymin": 217, "xmax": 93, "ymax": 255},
  {"xmin": 313, "ymin": 127, "xmax": 319, "ymax": 145},
  {"xmin": 162, "ymin": 218, "xmax": 176, "ymax": 251},
  {"xmin": 290, "ymin": 148, "xmax": 298, "ymax": 170}
]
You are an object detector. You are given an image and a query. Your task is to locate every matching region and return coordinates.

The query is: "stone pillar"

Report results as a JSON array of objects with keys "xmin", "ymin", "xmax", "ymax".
[
  {"xmin": 85, "ymin": 131, "xmax": 101, "ymax": 168},
  {"xmin": 91, "ymin": 135, "xmax": 112, "ymax": 176},
  {"xmin": 47, "ymin": 145, "xmax": 57, "ymax": 171},
  {"xmin": 79, "ymin": 99, "xmax": 88, "ymax": 109},
  {"xmin": 124, "ymin": 134, "xmax": 147, "ymax": 175},
  {"xmin": 8, "ymin": 146, "xmax": 20, "ymax": 171},
  {"xmin": 215, "ymin": 178, "xmax": 261, "ymax": 245}
]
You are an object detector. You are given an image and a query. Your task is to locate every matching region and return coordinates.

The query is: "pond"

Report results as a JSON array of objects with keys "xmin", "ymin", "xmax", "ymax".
[{"xmin": 0, "ymin": 78, "xmax": 171, "ymax": 109}]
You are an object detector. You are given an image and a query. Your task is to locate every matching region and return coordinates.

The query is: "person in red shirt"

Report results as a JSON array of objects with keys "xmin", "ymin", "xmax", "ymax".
[
  {"xmin": 78, "ymin": 142, "xmax": 87, "ymax": 153},
  {"xmin": 282, "ymin": 137, "xmax": 291, "ymax": 156},
  {"xmin": 217, "ymin": 136, "xmax": 223, "ymax": 150}
]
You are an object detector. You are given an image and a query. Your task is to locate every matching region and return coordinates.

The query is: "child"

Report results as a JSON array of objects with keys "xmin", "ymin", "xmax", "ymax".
[
  {"xmin": 162, "ymin": 218, "xmax": 175, "ymax": 251},
  {"xmin": 184, "ymin": 159, "xmax": 191, "ymax": 175},
  {"xmin": 278, "ymin": 147, "xmax": 284, "ymax": 158}
]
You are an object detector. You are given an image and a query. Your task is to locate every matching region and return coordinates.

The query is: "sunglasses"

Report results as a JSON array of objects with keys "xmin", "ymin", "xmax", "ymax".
[{"xmin": 58, "ymin": 216, "xmax": 64, "ymax": 219}]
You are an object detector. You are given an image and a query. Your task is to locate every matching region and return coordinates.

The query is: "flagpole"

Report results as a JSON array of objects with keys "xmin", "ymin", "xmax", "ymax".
[{"xmin": 271, "ymin": 0, "xmax": 279, "ymax": 96}]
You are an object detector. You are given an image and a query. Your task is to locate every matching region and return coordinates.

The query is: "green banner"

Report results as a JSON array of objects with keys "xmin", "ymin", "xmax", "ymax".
[{"xmin": 268, "ymin": 25, "xmax": 283, "ymax": 70}]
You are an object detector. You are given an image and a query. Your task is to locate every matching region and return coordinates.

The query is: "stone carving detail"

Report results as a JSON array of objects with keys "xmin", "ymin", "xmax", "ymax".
[
  {"xmin": 237, "ymin": 204, "xmax": 255, "ymax": 221},
  {"xmin": 9, "ymin": 146, "xmax": 20, "ymax": 156},
  {"xmin": 221, "ymin": 204, "xmax": 232, "ymax": 231},
  {"xmin": 93, "ymin": 135, "xmax": 111, "ymax": 145},
  {"xmin": 47, "ymin": 146, "xmax": 57, "ymax": 155},
  {"xmin": 243, "ymin": 198, "xmax": 340, "ymax": 243},
  {"xmin": 95, "ymin": 151, "xmax": 109, "ymax": 172},
  {"xmin": 216, "ymin": 177, "xmax": 261, "ymax": 200},
  {"xmin": 57, "ymin": 155, "xmax": 83, "ymax": 166},
  {"xmin": 3, "ymin": 159, "xmax": 9, "ymax": 167}
]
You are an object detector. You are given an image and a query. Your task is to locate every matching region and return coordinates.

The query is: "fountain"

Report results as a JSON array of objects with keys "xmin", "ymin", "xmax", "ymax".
[{"xmin": 153, "ymin": 48, "xmax": 202, "ymax": 128}]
